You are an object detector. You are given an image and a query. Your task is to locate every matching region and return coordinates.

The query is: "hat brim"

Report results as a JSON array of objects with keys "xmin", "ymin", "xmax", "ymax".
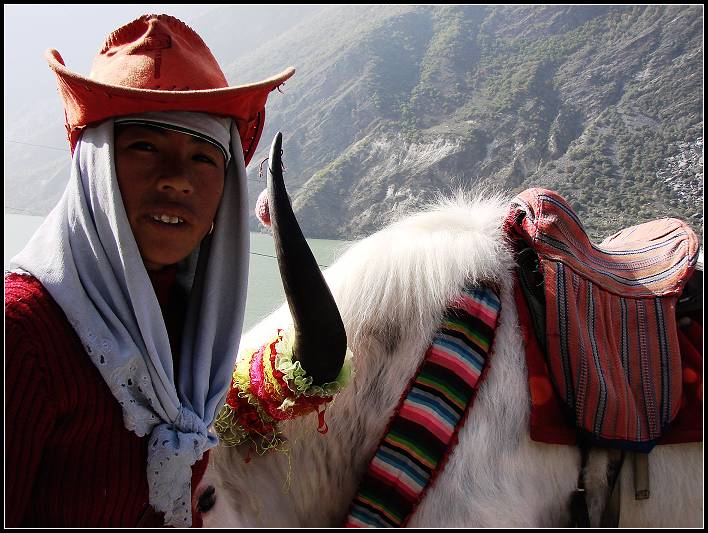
[{"xmin": 46, "ymin": 49, "xmax": 295, "ymax": 166}]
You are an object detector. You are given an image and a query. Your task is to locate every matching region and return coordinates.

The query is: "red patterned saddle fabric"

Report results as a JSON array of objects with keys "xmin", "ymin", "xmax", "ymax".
[{"xmin": 505, "ymin": 188, "xmax": 701, "ymax": 450}]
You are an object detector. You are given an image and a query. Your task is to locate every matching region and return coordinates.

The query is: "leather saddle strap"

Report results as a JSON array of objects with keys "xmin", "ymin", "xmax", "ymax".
[
  {"xmin": 516, "ymin": 248, "xmax": 547, "ymax": 354},
  {"xmin": 570, "ymin": 442, "xmax": 591, "ymax": 527},
  {"xmin": 600, "ymin": 448, "xmax": 625, "ymax": 527},
  {"xmin": 633, "ymin": 452, "xmax": 651, "ymax": 500}
]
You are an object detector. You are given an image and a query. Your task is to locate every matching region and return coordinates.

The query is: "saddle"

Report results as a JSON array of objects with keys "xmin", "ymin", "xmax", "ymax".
[{"xmin": 505, "ymin": 188, "xmax": 702, "ymax": 451}]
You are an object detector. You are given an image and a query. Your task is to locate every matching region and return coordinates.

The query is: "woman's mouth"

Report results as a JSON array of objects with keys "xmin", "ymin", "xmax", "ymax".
[{"xmin": 150, "ymin": 213, "xmax": 185, "ymax": 225}]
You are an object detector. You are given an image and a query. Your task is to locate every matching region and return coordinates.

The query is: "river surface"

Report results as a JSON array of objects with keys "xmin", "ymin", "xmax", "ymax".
[{"xmin": 4, "ymin": 213, "xmax": 350, "ymax": 331}]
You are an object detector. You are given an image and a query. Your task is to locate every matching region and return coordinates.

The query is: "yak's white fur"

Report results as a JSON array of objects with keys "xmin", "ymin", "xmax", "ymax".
[{"xmin": 202, "ymin": 193, "xmax": 703, "ymax": 527}]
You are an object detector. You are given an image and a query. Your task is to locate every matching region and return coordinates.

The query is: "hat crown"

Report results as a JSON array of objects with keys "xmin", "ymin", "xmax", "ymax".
[
  {"xmin": 45, "ymin": 12, "xmax": 295, "ymax": 163},
  {"xmin": 90, "ymin": 14, "xmax": 228, "ymax": 91}
]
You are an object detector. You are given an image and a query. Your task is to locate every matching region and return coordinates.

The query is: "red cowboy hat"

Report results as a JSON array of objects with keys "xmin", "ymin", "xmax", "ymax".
[{"xmin": 45, "ymin": 13, "xmax": 295, "ymax": 166}]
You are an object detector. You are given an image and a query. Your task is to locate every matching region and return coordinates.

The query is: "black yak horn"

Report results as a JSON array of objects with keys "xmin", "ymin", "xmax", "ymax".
[{"xmin": 267, "ymin": 132, "xmax": 347, "ymax": 384}]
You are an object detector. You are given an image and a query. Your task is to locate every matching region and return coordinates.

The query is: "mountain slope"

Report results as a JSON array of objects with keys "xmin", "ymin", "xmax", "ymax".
[{"xmin": 234, "ymin": 5, "xmax": 703, "ymax": 240}]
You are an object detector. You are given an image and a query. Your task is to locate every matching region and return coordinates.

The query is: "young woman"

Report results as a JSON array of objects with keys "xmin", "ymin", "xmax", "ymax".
[{"xmin": 5, "ymin": 14, "xmax": 298, "ymax": 527}]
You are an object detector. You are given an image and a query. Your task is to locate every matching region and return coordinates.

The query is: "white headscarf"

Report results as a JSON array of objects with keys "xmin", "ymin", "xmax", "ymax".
[{"xmin": 9, "ymin": 112, "xmax": 249, "ymax": 526}]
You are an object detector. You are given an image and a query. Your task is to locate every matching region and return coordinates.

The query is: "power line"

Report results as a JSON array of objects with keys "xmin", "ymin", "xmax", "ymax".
[
  {"xmin": 250, "ymin": 250, "xmax": 330, "ymax": 269},
  {"xmin": 5, "ymin": 139, "xmax": 67, "ymax": 152},
  {"xmin": 4, "ymin": 206, "xmax": 41, "ymax": 216},
  {"xmin": 4, "ymin": 209, "xmax": 333, "ymax": 268}
]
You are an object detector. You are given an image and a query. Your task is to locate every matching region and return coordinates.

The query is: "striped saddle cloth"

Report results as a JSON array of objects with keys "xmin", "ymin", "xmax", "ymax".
[
  {"xmin": 346, "ymin": 284, "xmax": 502, "ymax": 527},
  {"xmin": 506, "ymin": 188, "xmax": 701, "ymax": 450}
]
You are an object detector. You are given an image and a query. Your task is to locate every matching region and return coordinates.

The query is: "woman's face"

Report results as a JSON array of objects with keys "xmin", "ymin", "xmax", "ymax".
[{"xmin": 114, "ymin": 124, "xmax": 226, "ymax": 271}]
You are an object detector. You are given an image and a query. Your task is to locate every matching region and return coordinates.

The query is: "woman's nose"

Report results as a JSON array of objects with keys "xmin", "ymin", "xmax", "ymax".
[{"xmin": 157, "ymin": 159, "xmax": 194, "ymax": 194}]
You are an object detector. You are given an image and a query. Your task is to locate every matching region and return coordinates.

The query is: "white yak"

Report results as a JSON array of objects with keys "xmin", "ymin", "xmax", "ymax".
[{"xmin": 199, "ymin": 191, "xmax": 702, "ymax": 528}]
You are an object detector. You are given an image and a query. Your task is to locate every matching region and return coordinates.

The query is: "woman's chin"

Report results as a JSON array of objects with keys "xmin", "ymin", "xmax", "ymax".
[{"xmin": 140, "ymin": 245, "xmax": 196, "ymax": 271}]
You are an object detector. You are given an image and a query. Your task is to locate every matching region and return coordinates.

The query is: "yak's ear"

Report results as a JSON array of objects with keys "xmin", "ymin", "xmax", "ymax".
[{"xmin": 268, "ymin": 132, "xmax": 347, "ymax": 385}]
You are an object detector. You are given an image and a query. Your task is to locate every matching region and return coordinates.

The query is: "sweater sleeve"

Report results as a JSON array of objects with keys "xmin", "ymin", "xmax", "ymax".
[{"xmin": 5, "ymin": 291, "xmax": 59, "ymax": 526}]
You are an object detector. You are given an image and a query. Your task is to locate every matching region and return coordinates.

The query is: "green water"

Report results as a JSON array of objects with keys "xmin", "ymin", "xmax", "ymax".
[
  {"xmin": 4, "ymin": 214, "xmax": 350, "ymax": 331},
  {"xmin": 244, "ymin": 232, "xmax": 350, "ymax": 330}
]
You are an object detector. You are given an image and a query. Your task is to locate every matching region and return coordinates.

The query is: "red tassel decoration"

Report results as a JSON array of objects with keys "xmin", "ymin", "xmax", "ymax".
[{"xmin": 317, "ymin": 406, "xmax": 329, "ymax": 435}]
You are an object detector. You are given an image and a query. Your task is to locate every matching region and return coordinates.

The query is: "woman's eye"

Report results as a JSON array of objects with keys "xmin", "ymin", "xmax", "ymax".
[
  {"xmin": 130, "ymin": 141, "xmax": 157, "ymax": 152},
  {"xmin": 194, "ymin": 154, "xmax": 217, "ymax": 166}
]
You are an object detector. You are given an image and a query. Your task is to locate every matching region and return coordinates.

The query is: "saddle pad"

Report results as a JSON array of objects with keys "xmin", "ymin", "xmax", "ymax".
[
  {"xmin": 513, "ymin": 279, "xmax": 703, "ymax": 449},
  {"xmin": 345, "ymin": 284, "xmax": 501, "ymax": 527},
  {"xmin": 506, "ymin": 188, "xmax": 700, "ymax": 448}
]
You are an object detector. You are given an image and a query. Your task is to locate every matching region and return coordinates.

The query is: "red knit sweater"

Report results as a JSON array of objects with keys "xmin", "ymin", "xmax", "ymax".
[{"xmin": 5, "ymin": 272, "xmax": 210, "ymax": 527}]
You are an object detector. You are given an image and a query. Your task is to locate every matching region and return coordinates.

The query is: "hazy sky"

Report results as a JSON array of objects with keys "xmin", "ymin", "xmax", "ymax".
[{"xmin": 3, "ymin": 4, "xmax": 212, "ymax": 126}]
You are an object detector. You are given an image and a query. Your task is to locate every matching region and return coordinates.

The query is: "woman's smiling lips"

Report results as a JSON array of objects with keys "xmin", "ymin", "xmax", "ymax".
[
  {"xmin": 140, "ymin": 205, "xmax": 199, "ymax": 233},
  {"xmin": 152, "ymin": 213, "xmax": 183, "ymax": 222},
  {"xmin": 141, "ymin": 203, "xmax": 196, "ymax": 227}
]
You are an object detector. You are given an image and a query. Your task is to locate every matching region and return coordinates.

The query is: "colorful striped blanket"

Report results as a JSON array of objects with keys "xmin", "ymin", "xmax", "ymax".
[
  {"xmin": 506, "ymin": 188, "xmax": 701, "ymax": 450},
  {"xmin": 345, "ymin": 284, "xmax": 501, "ymax": 527}
]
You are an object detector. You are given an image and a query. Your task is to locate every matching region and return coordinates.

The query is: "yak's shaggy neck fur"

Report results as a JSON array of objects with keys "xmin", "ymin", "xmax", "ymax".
[{"xmin": 204, "ymin": 193, "xmax": 702, "ymax": 527}]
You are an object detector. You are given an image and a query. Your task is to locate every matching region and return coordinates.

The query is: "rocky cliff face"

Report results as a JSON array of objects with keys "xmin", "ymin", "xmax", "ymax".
[
  {"xmin": 237, "ymin": 5, "xmax": 703, "ymax": 240},
  {"xmin": 6, "ymin": 5, "xmax": 703, "ymax": 243}
]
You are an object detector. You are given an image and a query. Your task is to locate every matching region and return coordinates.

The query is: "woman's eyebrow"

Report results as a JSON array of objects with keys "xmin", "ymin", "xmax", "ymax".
[
  {"xmin": 189, "ymin": 136, "xmax": 216, "ymax": 147},
  {"xmin": 118, "ymin": 124, "xmax": 168, "ymax": 136},
  {"xmin": 136, "ymin": 125, "xmax": 214, "ymax": 146}
]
